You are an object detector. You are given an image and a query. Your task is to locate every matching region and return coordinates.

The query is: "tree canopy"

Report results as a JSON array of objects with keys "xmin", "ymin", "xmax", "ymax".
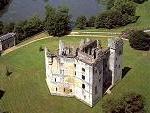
[
  {"xmin": 44, "ymin": 5, "xmax": 71, "ymax": 37},
  {"xmin": 0, "ymin": 0, "xmax": 10, "ymax": 10},
  {"xmin": 2, "ymin": 22, "xmax": 15, "ymax": 34},
  {"xmin": 0, "ymin": 21, "xmax": 4, "ymax": 35},
  {"xmin": 95, "ymin": 0, "xmax": 138, "ymax": 29},
  {"xmin": 102, "ymin": 93, "xmax": 145, "ymax": 113},
  {"xmin": 14, "ymin": 16, "xmax": 43, "ymax": 43},
  {"xmin": 127, "ymin": 30, "xmax": 150, "ymax": 51},
  {"xmin": 75, "ymin": 16, "xmax": 87, "ymax": 29},
  {"xmin": 87, "ymin": 16, "xmax": 96, "ymax": 27}
]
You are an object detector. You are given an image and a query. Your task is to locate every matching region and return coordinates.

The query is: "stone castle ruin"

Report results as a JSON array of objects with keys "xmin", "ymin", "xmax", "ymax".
[{"xmin": 45, "ymin": 37, "xmax": 123, "ymax": 107}]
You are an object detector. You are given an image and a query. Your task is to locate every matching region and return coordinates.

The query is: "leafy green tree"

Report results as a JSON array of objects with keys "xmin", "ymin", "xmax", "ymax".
[
  {"xmin": 5, "ymin": 66, "xmax": 12, "ymax": 77},
  {"xmin": 2, "ymin": 22, "xmax": 15, "ymax": 34},
  {"xmin": 0, "ymin": 21, "xmax": 4, "ymax": 35},
  {"xmin": 39, "ymin": 46, "xmax": 44, "ymax": 52},
  {"xmin": 102, "ymin": 93, "xmax": 144, "ymax": 113},
  {"xmin": 97, "ymin": 0, "xmax": 116, "ymax": 9},
  {"xmin": 113, "ymin": 1, "xmax": 136, "ymax": 16},
  {"xmin": 44, "ymin": 5, "xmax": 71, "ymax": 37},
  {"xmin": 23, "ymin": 16, "xmax": 43, "ymax": 37},
  {"xmin": 76, "ymin": 16, "xmax": 87, "ymax": 29},
  {"xmin": 14, "ymin": 20, "xmax": 27, "ymax": 43},
  {"xmin": 87, "ymin": 16, "xmax": 96, "ymax": 27},
  {"xmin": 14, "ymin": 16, "xmax": 43, "ymax": 43},
  {"xmin": 95, "ymin": 0, "xmax": 138, "ymax": 29},
  {"xmin": 128, "ymin": 30, "xmax": 150, "ymax": 51},
  {"xmin": 106, "ymin": 0, "xmax": 116, "ymax": 9},
  {"xmin": 0, "ymin": 0, "xmax": 10, "ymax": 10},
  {"xmin": 95, "ymin": 10, "xmax": 123, "ymax": 29}
]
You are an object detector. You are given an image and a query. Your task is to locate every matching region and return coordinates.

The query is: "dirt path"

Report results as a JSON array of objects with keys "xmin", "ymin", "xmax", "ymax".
[
  {"xmin": 71, "ymin": 31, "xmax": 121, "ymax": 35},
  {"xmin": 1, "ymin": 32, "xmax": 121, "ymax": 56}
]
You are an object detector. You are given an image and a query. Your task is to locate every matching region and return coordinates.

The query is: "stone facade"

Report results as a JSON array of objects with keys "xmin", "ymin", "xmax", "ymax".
[
  {"xmin": 45, "ymin": 37, "xmax": 123, "ymax": 107},
  {"xmin": 0, "ymin": 33, "xmax": 16, "ymax": 52}
]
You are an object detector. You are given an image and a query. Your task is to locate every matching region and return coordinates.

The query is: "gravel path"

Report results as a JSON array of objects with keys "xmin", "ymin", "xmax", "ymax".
[{"xmin": 1, "ymin": 32, "xmax": 122, "ymax": 56}]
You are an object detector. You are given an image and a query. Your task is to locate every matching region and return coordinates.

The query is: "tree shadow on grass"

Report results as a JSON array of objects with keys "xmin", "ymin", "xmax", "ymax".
[
  {"xmin": 0, "ymin": 89, "xmax": 5, "ymax": 99},
  {"xmin": 122, "ymin": 67, "xmax": 132, "ymax": 78}
]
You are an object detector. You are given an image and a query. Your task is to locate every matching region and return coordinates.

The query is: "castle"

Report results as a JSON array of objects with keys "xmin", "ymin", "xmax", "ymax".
[{"xmin": 45, "ymin": 37, "xmax": 123, "ymax": 107}]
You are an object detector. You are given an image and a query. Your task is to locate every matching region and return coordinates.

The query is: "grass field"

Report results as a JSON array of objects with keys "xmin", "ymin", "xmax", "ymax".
[{"xmin": 0, "ymin": 35, "xmax": 150, "ymax": 113}]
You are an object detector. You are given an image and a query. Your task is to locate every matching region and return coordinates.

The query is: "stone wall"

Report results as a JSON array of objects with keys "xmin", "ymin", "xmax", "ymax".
[
  {"xmin": 0, "ymin": 37, "xmax": 15, "ymax": 51},
  {"xmin": 45, "ymin": 37, "xmax": 124, "ymax": 107}
]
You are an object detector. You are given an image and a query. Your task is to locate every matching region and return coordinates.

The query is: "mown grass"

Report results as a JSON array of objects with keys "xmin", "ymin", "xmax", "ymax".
[{"xmin": 0, "ymin": 36, "xmax": 150, "ymax": 113}]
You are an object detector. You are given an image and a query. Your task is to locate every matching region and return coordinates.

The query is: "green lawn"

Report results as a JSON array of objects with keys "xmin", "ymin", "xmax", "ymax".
[{"xmin": 0, "ymin": 36, "xmax": 150, "ymax": 113}]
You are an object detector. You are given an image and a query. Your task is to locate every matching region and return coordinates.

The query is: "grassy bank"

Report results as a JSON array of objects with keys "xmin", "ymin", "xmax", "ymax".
[{"xmin": 0, "ymin": 35, "xmax": 150, "ymax": 113}]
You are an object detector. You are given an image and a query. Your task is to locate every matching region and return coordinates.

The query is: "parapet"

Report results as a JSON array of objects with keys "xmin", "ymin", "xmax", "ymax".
[{"xmin": 108, "ymin": 37, "xmax": 123, "ymax": 50}]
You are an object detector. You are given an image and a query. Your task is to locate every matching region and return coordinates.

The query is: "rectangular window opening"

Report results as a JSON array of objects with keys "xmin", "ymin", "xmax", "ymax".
[
  {"xmin": 95, "ymin": 86, "xmax": 97, "ymax": 95},
  {"xmin": 82, "ymin": 75, "xmax": 85, "ymax": 80},
  {"xmin": 82, "ymin": 84, "xmax": 85, "ymax": 89},
  {"xmin": 82, "ymin": 68, "xmax": 85, "ymax": 72},
  {"xmin": 64, "ymin": 88, "xmax": 65, "ymax": 92},
  {"xmin": 56, "ymin": 87, "xmax": 57, "ymax": 91}
]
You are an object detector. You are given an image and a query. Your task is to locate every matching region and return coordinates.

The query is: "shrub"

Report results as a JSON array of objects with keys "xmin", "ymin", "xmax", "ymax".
[
  {"xmin": 87, "ymin": 16, "xmax": 96, "ymax": 27},
  {"xmin": 2, "ymin": 22, "xmax": 15, "ymax": 34},
  {"xmin": 128, "ymin": 30, "xmax": 150, "ymax": 51},
  {"xmin": 75, "ymin": 16, "xmax": 87, "ymax": 29},
  {"xmin": 44, "ymin": 5, "xmax": 71, "ymax": 37},
  {"xmin": 14, "ymin": 16, "xmax": 44, "ymax": 44},
  {"xmin": 5, "ymin": 66, "xmax": 12, "ymax": 77},
  {"xmin": 39, "ymin": 46, "xmax": 44, "ymax": 52},
  {"xmin": 95, "ymin": 0, "xmax": 138, "ymax": 29},
  {"xmin": 102, "ymin": 93, "xmax": 144, "ymax": 113},
  {"xmin": 0, "ymin": 21, "xmax": 4, "ymax": 35},
  {"xmin": 95, "ymin": 10, "xmax": 123, "ymax": 29}
]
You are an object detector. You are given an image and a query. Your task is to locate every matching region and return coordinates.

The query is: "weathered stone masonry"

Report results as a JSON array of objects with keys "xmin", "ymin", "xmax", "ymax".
[
  {"xmin": 0, "ymin": 33, "xmax": 16, "ymax": 52},
  {"xmin": 45, "ymin": 37, "xmax": 123, "ymax": 107}
]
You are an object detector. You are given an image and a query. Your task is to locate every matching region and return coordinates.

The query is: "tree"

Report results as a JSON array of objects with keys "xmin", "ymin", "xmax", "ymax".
[
  {"xmin": 76, "ymin": 16, "xmax": 87, "ymax": 29},
  {"xmin": 87, "ymin": 16, "xmax": 96, "ymax": 27},
  {"xmin": 14, "ymin": 20, "xmax": 27, "ymax": 43},
  {"xmin": 106, "ymin": 0, "xmax": 116, "ymax": 9},
  {"xmin": 97, "ymin": 0, "xmax": 116, "ymax": 9},
  {"xmin": 14, "ymin": 16, "xmax": 43, "ymax": 43},
  {"xmin": 39, "ymin": 46, "xmax": 44, "ymax": 52},
  {"xmin": 95, "ymin": 0, "xmax": 138, "ymax": 29},
  {"xmin": 0, "ymin": 21, "xmax": 4, "ymax": 35},
  {"xmin": 128, "ymin": 30, "xmax": 150, "ymax": 51},
  {"xmin": 44, "ymin": 5, "xmax": 71, "ymax": 37},
  {"xmin": 2, "ymin": 22, "xmax": 15, "ymax": 34},
  {"xmin": 102, "ymin": 93, "xmax": 144, "ymax": 113},
  {"xmin": 95, "ymin": 10, "xmax": 123, "ymax": 29},
  {"xmin": 0, "ymin": 0, "xmax": 10, "ymax": 10},
  {"xmin": 23, "ymin": 16, "xmax": 43, "ymax": 37},
  {"xmin": 113, "ymin": 1, "xmax": 136, "ymax": 16},
  {"xmin": 5, "ymin": 66, "xmax": 12, "ymax": 77}
]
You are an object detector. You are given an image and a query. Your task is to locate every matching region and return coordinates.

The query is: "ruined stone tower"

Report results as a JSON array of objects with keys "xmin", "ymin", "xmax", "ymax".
[
  {"xmin": 108, "ymin": 38, "xmax": 123, "ymax": 85},
  {"xmin": 45, "ymin": 37, "xmax": 123, "ymax": 107}
]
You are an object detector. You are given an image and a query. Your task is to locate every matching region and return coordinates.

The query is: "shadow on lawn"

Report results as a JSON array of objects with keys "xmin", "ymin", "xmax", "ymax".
[
  {"xmin": 0, "ymin": 89, "xmax": 5, "ymax": 99},
  {"xmin": 122, "ymin": 67, "xmax": 132, "ymax": 78}
]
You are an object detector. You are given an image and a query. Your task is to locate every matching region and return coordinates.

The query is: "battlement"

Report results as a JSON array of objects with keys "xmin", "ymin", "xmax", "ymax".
[
  {"xmin": 108, "ymin": 37, "xmax": 123, "ymax": 50},
  {"xmin": 45, "ymin": 37, "xmax": 124, "ymax": 107}
]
